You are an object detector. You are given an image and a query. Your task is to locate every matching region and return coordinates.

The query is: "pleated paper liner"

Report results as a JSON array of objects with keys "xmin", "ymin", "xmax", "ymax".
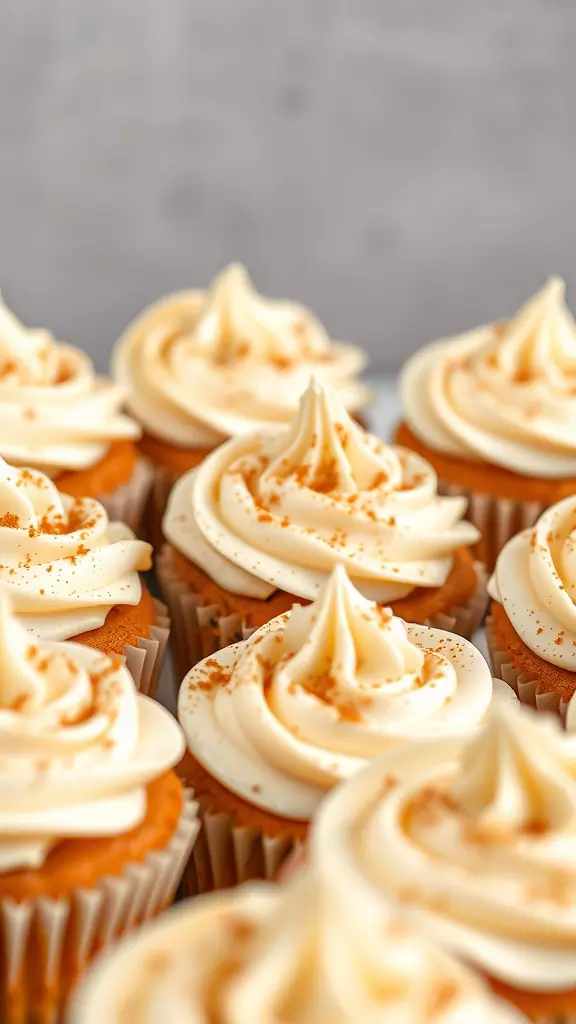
[
  {"xmin": 143, "ymin": 465, "xmax": 180, "ymax": 554},
  {"xmin": 486, "ymin": 615, "xmax": 569, "ymax": 722},
  {"xmin": 0, "ymin": 790, "xmax": 198, "ymax": 1024},
  {"xmin": 94, "ymin": 457, "xmax": 154, "ymax": 535},
  {"xmin": 181, "ymin": 796, "xmax": 303, "ymax": 897},
  {"xmin": 122, "ymin": 599, "xmax": 171, "ymax": 699},
  {"xmin": 440, "ymin": 480, "xmax": 546, "ymax": 574},
  {"xmin": 157, "ymin": 542, "xmax": 489, "ymax": 688}
]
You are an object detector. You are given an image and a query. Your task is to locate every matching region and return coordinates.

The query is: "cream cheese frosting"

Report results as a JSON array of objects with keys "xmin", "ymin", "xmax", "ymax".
[
  {"xmin": 0, "ymin": 457, "xmax": 151, "ymax": 640},
  {"xmin": 316, "ymin": 697, "xmax": 576, "ymax": 992},
  {"xmin": 0, "ymin": 295, "xmax": 140, "ymax": 473},
  {"xmin": 488, "ymin": 494, "xmax": 576, "ymax": 670},
  {"xmin": 113, "ymin": 263, "xmax": 370, "ymax": 449},
  {"xmin": 178, "ymin": 566, "xmax": 495, "ymax": 820},
  {"xmin": 400, "ymin": 277, "xmax": 576, "ymax": 478},
  {"xmin": 70, "ymin": 857, "xmax": 523, "ymax": 1024},
  {"xmin": 0, "ymin": 590, "xmax": 184, "ymax": 872},
  {"xmin": 164, "ymin": 379, "xmax": 479, "ymax": 603}
]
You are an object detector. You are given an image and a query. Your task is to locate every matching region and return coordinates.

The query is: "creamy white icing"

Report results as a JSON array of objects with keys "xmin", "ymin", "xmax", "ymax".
[
  {"xmin": 400, "ymin": 278, "xmax": 576, "ymax": 478},
  {"xmin": 0, "ymin": 590, "xmax": 184, "ymax": 872},
  {"xmin": 113, "ymin": 263, "xmax": 370, "ymax": 449},
  {"xmin": 69, "ymin": 861, "xmax": 522, "ymax": 1024},
  {"xmin": 164, "ymin": 379, "xmax": 479, "ymax": 603},
  {"xmin": 489, "ymin": 494, "xmax": 576, "ymax": 670},
  {"xmin": 317, "ymin": 697, "xmax": 576, "ymax": 992},
  {"xmin": 178, "ymin": 566, "xmax": 494, "ymax": 820},
  {"xmin": 0, "ymin": 457, "xmax": 151, "ymax": 640},
  {"xmin": 0, "ymin": 295, "xmax": 140, "ymax": 473}
]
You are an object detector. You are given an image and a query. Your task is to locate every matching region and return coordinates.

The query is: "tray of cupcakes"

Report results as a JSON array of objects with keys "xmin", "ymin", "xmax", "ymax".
[{"xmin": 2, "ymin": 268, "xmax": 576, "ymax": 1021}]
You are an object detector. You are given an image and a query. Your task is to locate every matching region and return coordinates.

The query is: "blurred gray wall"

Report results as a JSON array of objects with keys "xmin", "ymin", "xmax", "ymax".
[{"xmin": 1, "ymin": 0, "xmax": 574, "ymax": 372}]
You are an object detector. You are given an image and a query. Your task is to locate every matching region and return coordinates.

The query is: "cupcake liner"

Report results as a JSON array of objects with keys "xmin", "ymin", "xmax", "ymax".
[
  {"xmin": 157, "ymin": 544, "xmax": 489, "ymax": 687},
  {"xmin": 95, "ymin": 457, "xmax": 154, "ymax": 535},
  {"xmin": 182, "ymin": 798, "xmax": 303, "ymax": 896},
  {"xmin": 439, "ymin": 480, "xmax": 546, "ymax": 572},
  {"xmin": 121, "ymin": 598, "xmax": 171, "ymax": 698},
  {"xmin": 144, "ymin": 465, "xmax": 180, "ymax": 553},
  {"xmin": 485, "ymin": 615, "xmax": 569, "ymax": 722},
  {"xmin": 0, "ymin": 790, "xmax": 198, "ymax": 1024}
]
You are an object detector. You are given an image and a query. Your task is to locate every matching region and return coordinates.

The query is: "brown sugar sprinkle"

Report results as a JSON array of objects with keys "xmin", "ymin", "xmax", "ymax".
[
  {"xmin": 369, "ymin": 470, "xmax": 389, "ymax": 490},
  {"xmin": 409, "ymin": 786, "xmax": 459, "ymax": 826},
  {"xmin": 257, "ymin": 511, "xmax": 273, "ymax": 524},
  {"xmin": 22, "ymin": 408, "xmax": 37, "ymax": 421},
  {"xmin": 8, "ymin": 693, "xmax": 28, "ymax": 712},
  {"xmin": 527, "ymin": 871, "xmax": 576, "ymax": 907}
]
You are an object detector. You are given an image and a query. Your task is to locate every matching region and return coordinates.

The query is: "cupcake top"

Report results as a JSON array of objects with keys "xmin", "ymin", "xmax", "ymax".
[
  {"xmin": 164, "ymin": 379, "xmax": 479, "ymax": 603},
  {"xmin": 0, "ymin": 590, "xmax": 184, "ymax": 872},
  {"xmin": 0, "ymin": 295, "xmax": 140, "ymax": 473},
  {"xmin": 113, "ymin": 263, "xmax": 370, "ymax": 449},
  {"xmin": 400, "ymin": 277, "xmax": 576, "ymax": 478},
  {"xmin": 316, "ymin": 697, "xmax": 576, "ymax": 992},
  {"xmin": 489, "ymin": 494, "xmax": 576, "ymax": 670},
  {"xmin": 70, "ymin": 857, "xmax": 521, "ymax": 1023},
  {"xmin": 179, "ymin": 566, "xmax": 496, "ymax": 820},
  {"xmin": 0, "ymin": 457, "xmax": 151, "ymax": 640}
]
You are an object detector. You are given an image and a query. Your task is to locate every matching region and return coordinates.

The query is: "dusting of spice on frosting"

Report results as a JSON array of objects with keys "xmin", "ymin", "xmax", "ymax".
[
  {"xmin": 0, "ymin": 589, "xmax": 184, "ymax": 872},
  {"xmin": 71, "ymin": 817, "xmax": 522, "ymax": 1024},
  {"xmin": 178, "ymin": 566, "xmax": 493, "ymax": 820},
  {"xmin": 489, "ymin": 494, "xmax": 576, "ymax": 670},
  {"xmin": 0, "ymin": 294, "xmax": 139, "ymax": 473},
  {"xmin": 165, "ymin": 378, "xmax": 479, "ymax": 603},
  {"xmin": 317, "ymin": 697, "xmax": 576, "ymax": 992},
  {"xmin": 113, "ymin": 263, "xmax": 370, "ymax": 449},
  {"xmin": 401, "ymin": 277, "xmax": 576, "ymax": 478},
  {"xmin": 0, "ymin": 457, "xmax": 151, "ymax": 640}
]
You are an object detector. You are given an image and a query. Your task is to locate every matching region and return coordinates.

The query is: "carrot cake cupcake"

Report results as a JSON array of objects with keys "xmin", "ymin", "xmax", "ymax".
[
  {"xmin": 0, "ymin": 456, "xmax": 168, "ymax": 694},
  {"xmin": 396, "ymin": 278, "xmax": 576, "ymax": 569},
  {"xmin": 69, "ymin": 848, "xmax": 522, "ymax": 1023},
  {"xmin": 112, "ymin": 263, "xmax": 371, "ymax": 540},
  {"xmin": 487, "ymin": 493, "xmax": 576, "ymax": 715},
  {"xmin": 160, "ymin": 378, "xmax": 486, "ymax": 679},
  {"xmin": 177, "ymin": 564, "xmax": 498, "ymax": 891},
  {"xmin": 317, "ymin": 698, "xmax": 576, "ymax": 1022},
  {"xmin": 0, "ymin": 592, "xmax": 197, "ymax": 1024},
  {"xmin": 0, "ymin": 294, "xmax": 150, "ymax": 530}
]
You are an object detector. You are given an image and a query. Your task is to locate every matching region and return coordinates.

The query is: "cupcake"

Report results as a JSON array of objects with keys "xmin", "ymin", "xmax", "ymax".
[
  {"xmin": 113, "ymin": 263, "xmax": 371, "ymax": 542},
  {"xmin": 0, "ymin": 295, "xmax": 149, "ymax": 531},
  {"xmin": 316, "ymin": 698, "xmax": 576, "ymax": 1022},
  {"xmin": 177, "ymin": 564, "xmax": 498, "ymax": 892},
  {"xmin": 160, "ymin": 378, "xmax": 486, "ymax": 680},
  {"xmin": 0, "ymin": 591, "xmax": 197, "ymax": 1024},
  {"xmin": 0, "ymin": 456, "xmax": 168, "ymax": 694},
  {"xmin": 486, "ymin": 493, "xmax": 576, "ymax": 716},
  {"xmin": 396, "ymin": 278, "xmax": 576, "ymax": 570},
  {"xmin": 69, "ymin": 857, "xmax": 522, "ymax": 1023}
]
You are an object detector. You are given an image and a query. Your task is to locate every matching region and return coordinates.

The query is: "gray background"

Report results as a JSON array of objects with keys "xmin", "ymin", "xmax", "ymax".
[{"xmin": 1, "ymin": 0, "xmax": 574, "ymax": 373}]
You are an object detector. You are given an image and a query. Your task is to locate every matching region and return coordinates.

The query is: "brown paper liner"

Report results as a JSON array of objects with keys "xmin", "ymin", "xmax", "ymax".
[
  {"xmin": 485, "ymin": 616, "xmax": 570, "ymax": 722},
  {"xmin": 94, "ymin": 457, "xmax": 154, "ymax": 535},
  {"xmin": 157, "ymin": 544, "xmax": 489, "ymax": 686},
  {"xmin": 0, "ymin": 790, "xmax": 198, "ymax": 1024},
  {"xmin": 439, "ymin": 479, "xmax": 546, "ymax": 573},
  {"xmin": 181, "ymin": 798, "xmax": 303, "ymax": 896},
  {"xmin": 121, "ymin": 598, "xmax": 171, "ymax": 699}
]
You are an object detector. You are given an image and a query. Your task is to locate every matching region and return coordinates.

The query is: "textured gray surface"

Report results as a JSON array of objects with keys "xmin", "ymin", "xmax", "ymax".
[{"xmin": 1, "ymin": 1, "xmax": 574, "ymax": 371}]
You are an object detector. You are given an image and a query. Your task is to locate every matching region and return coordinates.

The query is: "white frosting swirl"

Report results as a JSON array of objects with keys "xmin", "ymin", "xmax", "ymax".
[
  {"xmin": 164, "ymin": 379, "xmax": 479, "ymax": 603},
  {"xmin": 0, "ymin": 457, "xmax": 151, "ymax": 640},
  {"xmin": 178, "ymin": 566, "xmax": 494, "ymax": 819},
  {"xmin": 0, "ymin": 295, "xmax": 140, "ymax": 473},
  {"xmin": 113, "ymin": 263, "xmax": 370, "ymax": 449},
  {"xmin": 70, "ymin": 863, "xmax": 522, "ymax": 1024},
  {"xmin": 400, "ymin": 278, "xmax": 576, "ymax": 478},
  {"xmin": 0, "ymin": 590, "xmax": 184, "ymax": 872},
  {"xmin": 489, "ymin": 494, "xmax": 576, "ymax": 669},
  {"xmin": 317, "ymin": 698, "xmax": 576, "ymax": 992}
]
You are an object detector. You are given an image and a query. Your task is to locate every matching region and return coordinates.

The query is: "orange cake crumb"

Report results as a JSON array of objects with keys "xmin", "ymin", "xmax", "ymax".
[
  {"xmin": 56, "ymin": 439, "xmax": 138, "ymax": 499},
  {"xmin": 72, "ymin": 585, "xmax": 156, "ymax": 655},
  {"xmin": 490, "ymin": 601, "xmax": 576, "ymax": 702}
]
